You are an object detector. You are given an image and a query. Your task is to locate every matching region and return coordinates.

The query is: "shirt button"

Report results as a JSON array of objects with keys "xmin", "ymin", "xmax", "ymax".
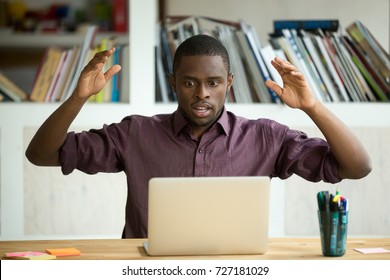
[{"xmin": 198, "ymin": 149, "xmax": 202, "ymax": 153}]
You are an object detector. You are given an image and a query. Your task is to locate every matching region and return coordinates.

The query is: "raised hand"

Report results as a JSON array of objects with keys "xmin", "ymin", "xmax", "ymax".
[
  {"xmin": 265, "ymin": 57, "xmax": 316, "ymax": 111},
  {"xmin": 74, "ymin": 48, "xmax": 122, "ymax": 100}
]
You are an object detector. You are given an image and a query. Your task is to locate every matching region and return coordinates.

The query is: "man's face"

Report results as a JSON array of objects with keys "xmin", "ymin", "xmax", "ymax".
[{"xmin": 169, "ymin": 55, "xmax": 233, "ymax": 139}]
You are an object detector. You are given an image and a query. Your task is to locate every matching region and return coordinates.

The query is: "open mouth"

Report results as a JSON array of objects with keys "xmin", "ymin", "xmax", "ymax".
[{"xmin": 192, "ymin": 104, "xmax": 212, "ymax": 118}]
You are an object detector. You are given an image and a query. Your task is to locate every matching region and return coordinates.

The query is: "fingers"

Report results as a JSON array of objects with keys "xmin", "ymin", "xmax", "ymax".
[
  {"xmin": 96, "ymin": 48, "xmax": 121, "ymax": 80},
  {"xmin": 105, "ymin": 64, "xmax": 122, "ymax": 80},
  {"xmin": 265, "ymin": 79, "xmax": 283, "ymax": 97},
  {"xmin": 271, "ymin": 57, "xmax": 302, "ymax": 77},
  {"xmin": 81, "ymin": 48, "xmax": 121, "ymax": 84},
  {"xmin": 271, "ymin": 57, "xmax": 293, "ymax": 72},
  {"xmin": 76, "ymin": 47, "xmax": 120, "ymax": 98},
  {"xmin": 84, "ymin": 48, "xmax": 116, "ymax": 72}
]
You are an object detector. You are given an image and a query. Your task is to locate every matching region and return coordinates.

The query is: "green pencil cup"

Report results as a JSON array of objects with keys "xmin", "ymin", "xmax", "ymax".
[{"xmin": 317, "ymin": 210, "xmax": 348, "ymax": 256}]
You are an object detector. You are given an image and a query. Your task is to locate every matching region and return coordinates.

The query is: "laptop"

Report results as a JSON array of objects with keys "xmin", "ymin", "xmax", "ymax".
[{"xmin": 144, "ymin": 176, "xmax": 270, "ymax": 256}]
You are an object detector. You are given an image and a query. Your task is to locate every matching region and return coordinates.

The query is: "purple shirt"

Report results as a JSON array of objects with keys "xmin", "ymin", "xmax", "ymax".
[{"xmin": 60, "ymin": 107, "xmax": 341, "ymax": 238}]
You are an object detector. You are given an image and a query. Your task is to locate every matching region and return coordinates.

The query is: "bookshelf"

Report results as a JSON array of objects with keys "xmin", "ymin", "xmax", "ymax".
[
  {"xmin": 0, "ymin": 32, "xmax": 129, "ymax": 49},
  {"xmin": 0, "ymin": 0, "xmax": 158, "ymax": 240},
  {"xmin": 1, "ymin": 0, "xmax": 390, "ymax": 240}
]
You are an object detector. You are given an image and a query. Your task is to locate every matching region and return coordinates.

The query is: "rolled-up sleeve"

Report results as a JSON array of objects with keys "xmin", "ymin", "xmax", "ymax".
[
  {"xmin": 59, "ymin": 123, "xmax": 126, "ymax": 175},
  {"xmin": 273, "ymin": 128, "xmax": 341, "ymax": 183},
  {"xmin": 59, "ymin": 131, "xmax": 78, "ymax": 175}
]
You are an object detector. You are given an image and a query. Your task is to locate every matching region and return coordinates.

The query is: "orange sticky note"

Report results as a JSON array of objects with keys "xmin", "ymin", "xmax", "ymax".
[{"xmin": 45, "ymin": 247, "xmax": 81, "ymax": 256}]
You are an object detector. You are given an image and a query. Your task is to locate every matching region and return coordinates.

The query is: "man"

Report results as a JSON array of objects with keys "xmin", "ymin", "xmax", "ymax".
[{"xmin": 26, "ymin": 35, "xmax": 371, "ymax": 238}]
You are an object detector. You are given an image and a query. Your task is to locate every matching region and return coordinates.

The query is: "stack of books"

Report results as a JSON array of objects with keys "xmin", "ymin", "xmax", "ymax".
[
  {"xmin": 156, "ymin": 17, "xmax": 390, "ymax": 103},
  {"xmin": 4, "ymin": 18, "xmax": 388, "ymax": 104},
  {"xmin": 0, "ymin": 72, "xmax": 28, "ymax": 102},
  {"xmin": 157, "ymin": 16, "xmax": 279, "ymax": 104},
  {"xmin": 29, "ymin": 25, "xmax": 129, "ymax": 103}
]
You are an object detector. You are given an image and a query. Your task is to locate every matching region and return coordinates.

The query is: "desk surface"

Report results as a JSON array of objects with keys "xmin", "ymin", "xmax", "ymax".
[{"xmin": 1, "ymin": 238, "xmax": 390, "ymax": 260}]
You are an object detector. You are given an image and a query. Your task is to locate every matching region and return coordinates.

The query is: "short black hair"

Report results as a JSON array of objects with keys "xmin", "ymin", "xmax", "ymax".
[{"xmin": 172, "ymin": 34, "xmax": 230, "ymax": 74}]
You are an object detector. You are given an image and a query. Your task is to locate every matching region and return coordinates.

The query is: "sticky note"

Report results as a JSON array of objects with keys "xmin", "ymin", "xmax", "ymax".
[
  {"xmin": 45, "ymin": 247, "xmax": 81, "ymax": 256},
  {"xmin": 354, "ymin": 247, "xmax": 390, "ymax": 254},
  {"xmin": 5, "ymin": 251, "xmax": 56, "ymax": 260}
]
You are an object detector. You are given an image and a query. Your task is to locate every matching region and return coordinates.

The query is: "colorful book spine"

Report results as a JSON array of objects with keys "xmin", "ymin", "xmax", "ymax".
[{"xmin": 112, "ymin": 0, "xmax": 128, "ymax": 33}]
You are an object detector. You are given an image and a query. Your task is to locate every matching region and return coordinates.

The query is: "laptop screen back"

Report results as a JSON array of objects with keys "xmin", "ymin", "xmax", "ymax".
[{"xmin": 145, "ymin": 176, "xmax": 270, "ymax": 256}]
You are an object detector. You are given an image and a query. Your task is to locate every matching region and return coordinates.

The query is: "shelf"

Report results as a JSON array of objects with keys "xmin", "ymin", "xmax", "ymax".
[{"xmin": 0, "ymin": 32, "xmax": 129, "ymax": 49}]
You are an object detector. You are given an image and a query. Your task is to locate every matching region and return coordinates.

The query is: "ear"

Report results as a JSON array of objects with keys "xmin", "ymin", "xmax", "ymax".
[
  {"xmin": 168, "ymin": 73, "xmax": 176, "ymax": 93},
  {"xmin": 227, "ymin": 73, "xmax": 234, "ymax": 92}
]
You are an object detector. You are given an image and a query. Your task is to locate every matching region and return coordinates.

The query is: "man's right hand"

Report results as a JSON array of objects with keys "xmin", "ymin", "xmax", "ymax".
[
  {"xmin": 25, "ymin": 48, "xmax": 121, "ymax": 166},
  {"xmin": 74, "ymin": 48, "xmax": 122, "ymax": 100}
]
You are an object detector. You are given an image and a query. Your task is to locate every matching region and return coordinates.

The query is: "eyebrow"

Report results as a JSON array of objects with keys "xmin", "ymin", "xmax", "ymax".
[{"xmin": 179, "ymin": 75, "xmax": 226, "ymax": 80}]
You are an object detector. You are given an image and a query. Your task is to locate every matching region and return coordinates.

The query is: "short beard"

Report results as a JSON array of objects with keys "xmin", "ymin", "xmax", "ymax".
[{"xmin": 178, "ymin": 105, "xmax": 224, "ymax": 129}]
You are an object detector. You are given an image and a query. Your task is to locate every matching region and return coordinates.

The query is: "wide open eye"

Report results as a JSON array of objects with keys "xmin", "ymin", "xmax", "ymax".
[
  {"xmin": 209, "ymin": 80, "xmax": 219, "ymax": 87},
  {"xmin": 185, "ymin": 81, "xmax": 196, "ymax": 87}
]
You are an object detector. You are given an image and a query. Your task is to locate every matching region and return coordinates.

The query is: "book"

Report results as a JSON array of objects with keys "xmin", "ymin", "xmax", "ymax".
[
  {"xmin": 276, "ymin": 29, "xmax": 325, "ymax": 102},
  {"xmin": 62, "ymin": 25, "xmax": 98, "ymax": 101},
  {"xmin": 320, "ymin": 31, "xmax": 358, "ymax": 101},
  {"xmin": 236, "ymin": 29, "xmax": 270, "ymax": 103},
  {"xmin": 293, "ymin": 30, "xmax": 331, "ymax": 101},
  {"xmin": 273, "ymin": 19, "xmax": 339, "ymax": 35},
  {"xmin": 314, "ymin": 30, "xmax": 351, "ymax": 102},
  {"xmin": 327, "ymin": 32, "xmax": 366, "ymax": 102},
  {"xmin": 112, "ymin": 0, "xmax": 128, "ymax": 33},
  {"xmin": 103, "ymin": 38, "xmax": 116, "ymax": 103},
  {"xmin": 30, "ymin": 46, "xmax": 64, "ymax": 102},
  {"xmin": 239, "ymin": 20, "xmax": 279, "ymax": 103},
  {"xmin": 260, "ymin": 44, "xmax": 285, "ymax": 88},
  {"xmin": 93, "ymin": 37, "xmax": 115, "ymax": 103},
  {"xmin": 0, "ymin": 72, "xmax": 28, "ymax": 102},
  {"xmin": 57, "ymin": 46, "xmax": 81, "ymax": 102},
  {"xmin": 218, "ymin": 24, "xmax": 253, "ymax": 103},
  {"xmin": 162, "ymin": 16, "xmax": 259, "ymax": 103},
  {"xmin": 46, "ymin": 48, "xmax": 72, "ymax": 102},
  {"xmin": 202, "ymin": 17, "xmax": 254, "ymax": 103},
  {"xmin": 84, "ymin": 46, "xmax": 100, "ymax": 103},
  {"xmin": 342, "ymin": 36, "xmax": 388, "ymax": 101},
  {"xmin": 288, "ymin": 29, "xmax": 328, "ymax": 102},
  {"xmin": 156, "ymin": 23, "xmax": 170, "ymax": 103},
  {"xmin": 165, "ymin": 16, "xmax": 199, "ymax": 50},
  {"xmin": 159, "ymin": 24, "xmax": 176, "ymax": 101},
  {"xmin": 119, "ymin": 44, "xmax": 130, "ymax": 103},
  {"xmin": 331, "ymin": 33, "xmax": 375, "ymax": 102},
  {"xmin": 111, "ymin": 43, "xmax": 121, "ymax": 102},
  {"xmin": 30, "ymin": 26, "xmax": 98, "ymax": 103},
  {"xmin": 346, "ymin": 21, "xmax": 390, "ymax": 84},
  {"xmin": 300, "ymin": 30, "xmax": 340, "ymax": 102},
  {"xmin": 45, "ymin": 48, "xmax": 68, "ymax": 102}
]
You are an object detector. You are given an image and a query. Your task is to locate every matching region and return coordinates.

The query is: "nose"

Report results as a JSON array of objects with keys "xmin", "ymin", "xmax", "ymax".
[{"xmin": 194, "ymin": 84, "xmax": 210, "ymax": 100}]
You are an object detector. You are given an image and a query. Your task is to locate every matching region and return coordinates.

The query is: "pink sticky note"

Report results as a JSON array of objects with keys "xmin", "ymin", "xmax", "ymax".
[
  {"xmin": 354, "ymin": 247, "xmax": 390, "ymax": 254},
  {"xmin": 5, "ymin": 251, "xmax": 56, "ymax": 260}
]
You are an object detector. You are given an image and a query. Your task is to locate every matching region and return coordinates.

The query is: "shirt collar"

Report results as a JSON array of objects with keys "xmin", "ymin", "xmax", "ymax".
[{"xmin": 173, "ymin": 106, "xmax": 230, "ymax": 136}]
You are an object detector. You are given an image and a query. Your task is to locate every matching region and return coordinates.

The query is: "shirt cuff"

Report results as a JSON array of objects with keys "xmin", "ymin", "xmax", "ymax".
[{"xmin": 59, "ymin": 132, "xmax": 78, "ymax": 175}]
